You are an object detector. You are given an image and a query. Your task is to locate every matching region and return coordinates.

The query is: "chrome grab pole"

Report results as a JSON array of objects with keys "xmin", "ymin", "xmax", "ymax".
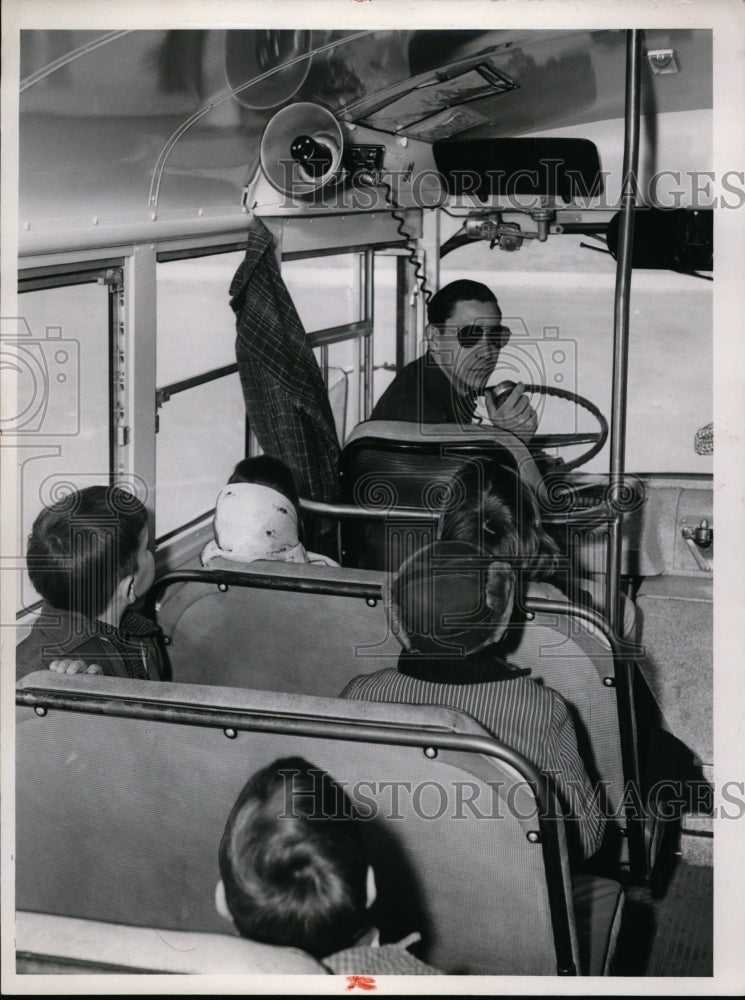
[
  {"xmin": 364, "ymin": 248, "xmax": 375, "ymax": 418},
  {"xmin": 607, "ymin": 29, "xmax": 642, "ymax": 633}
]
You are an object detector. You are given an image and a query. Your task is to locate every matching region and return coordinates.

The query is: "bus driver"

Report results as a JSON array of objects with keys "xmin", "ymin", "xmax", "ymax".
[{"xmin": 370, "ymin": 279, "xmax": 538, "ymax": 443}]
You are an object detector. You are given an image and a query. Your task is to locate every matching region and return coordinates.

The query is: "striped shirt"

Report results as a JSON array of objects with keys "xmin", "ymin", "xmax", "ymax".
[{"xmin": 340, "ymin": 655, "xmax": 605, "ymax": 860}]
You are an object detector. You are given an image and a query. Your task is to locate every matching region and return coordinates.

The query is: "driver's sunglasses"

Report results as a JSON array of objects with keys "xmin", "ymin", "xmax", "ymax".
[{"xmin": 449, "ymin": 323, "xmax": 511, "ymax": 349}]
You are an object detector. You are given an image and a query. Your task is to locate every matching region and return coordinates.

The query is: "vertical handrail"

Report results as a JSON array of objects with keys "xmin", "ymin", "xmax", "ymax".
[
  {"xmin": 608, "ymin": 29, "xmax": 648, "ymax": 883},
  {"xmin": 363, "ymin": 249, "xmax": 375, "ymax": 419},
  {"xmin": 607, "ymin": 30, "xmax": 642, "ymax": 633}
]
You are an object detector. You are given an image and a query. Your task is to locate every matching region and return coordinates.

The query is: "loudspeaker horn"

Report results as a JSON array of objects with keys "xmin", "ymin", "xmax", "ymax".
[{"xmin": 260, "ymin": 102, "xmax": 346, "ymax": 199}]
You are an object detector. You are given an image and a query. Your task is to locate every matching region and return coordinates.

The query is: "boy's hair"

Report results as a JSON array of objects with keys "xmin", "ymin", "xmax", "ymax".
[
  {"xmin": 26, "ymin": 485, "xmax": 148, "ymax": 619},
  {"xmin": 219, "ymin": 756, "xmax": 368, "ymax": 958},
  {"xmin": 228, "ymin": 456, "xmax": 300, "ymax": 510},
  {"xmin": 427, "ymin": 279, "xmax": 498, "ymax": 327},
  {"xmin": 438, "ymin": 457, "xmax": 560, "ymax": 584}
]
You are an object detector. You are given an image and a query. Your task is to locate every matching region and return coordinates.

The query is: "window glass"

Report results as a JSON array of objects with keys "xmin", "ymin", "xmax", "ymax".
[
  {"xmin": 155, "ymin": 372, "xmax": 245, "ymax": 540},
  {"xmin": 282, "ymin": 255, "xmax": 359, "ymax": 331},
  {"xmin": 286, "ymin": 254, "xmax": 364, "ymax": 442},
  {"xmin": 156, "ymin": 252, "xmax": 245, "ymax": 386},
  {"xmin": 155, "ymin": 252, "xmax": 247, "ymax": 539},
  {"xmin": 314, "ymin": 342, "xmax": 358, "ymax": 444},
  {"xmin": 372, "ymin": 254, "xmax": 398, "ymax": 411},
  {"xmin": 13, "ymin": 281, "xmax": 111, "ymax": 611},
  {"xmin": 441, "ymin": 233, "xmax": 712, "ymax": 474}
]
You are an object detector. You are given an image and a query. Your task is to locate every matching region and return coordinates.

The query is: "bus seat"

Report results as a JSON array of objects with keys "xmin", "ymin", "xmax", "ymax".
[
  {"xmin": 152, "ymin": 561, "xmax": 400, "ymax": 693},
  {"xmin": 15, "ymin": 911, "xmax": 327, "ymax": 975},
  {"xmin": 339, "ymin": 420, "xmax": 541, "ymax": 571},
  {"xmin": 510, "ymin": 586, "xmax": 664, "ymax": 880},
  {"xmin": 16, "ymin": 672, "xmax": 623, "ymax": 976}
]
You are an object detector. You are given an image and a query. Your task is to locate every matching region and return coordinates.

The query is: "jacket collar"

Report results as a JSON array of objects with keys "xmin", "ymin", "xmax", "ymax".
[
  {"xmin": 398, "ymin": 645, "xmax": 530, "ymax": 685},
  {"xmin": 34, "ymin": 603, "xmax": 158, "ymax": 653}
]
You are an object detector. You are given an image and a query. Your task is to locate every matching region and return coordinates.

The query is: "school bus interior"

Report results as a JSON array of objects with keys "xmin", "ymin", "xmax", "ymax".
[{"xmin": 10, "ymin": 25, "xmax": 721, "ymax": 981}]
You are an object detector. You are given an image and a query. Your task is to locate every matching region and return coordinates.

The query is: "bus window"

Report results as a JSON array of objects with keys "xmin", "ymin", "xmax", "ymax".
[
  {"xmin": 155, "ymin": 252, "xmax": 247, "ymax": 541},
  {"xmin": 155, "ymin": 373, "xmax": 245, "ymax": 542},
  {"xmin": 283, "ymin": 254, "xmax": 365, "ymax": 439},
  {"xmin": 156, "ymin": 252, "xmax": 245, "ymax": 386},
  {"xmin": 372, "ymin": 254, "xmax": 399, "ymax": 408},
  {"xmin": 16, "ymin": 277, "xmax": 112, "ymax": 612}
]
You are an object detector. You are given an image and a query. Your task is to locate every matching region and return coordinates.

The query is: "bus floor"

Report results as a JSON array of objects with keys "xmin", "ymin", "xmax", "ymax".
[{"xmin": 612, "ymin": 850, "xmax": 713, "ymax": 976}]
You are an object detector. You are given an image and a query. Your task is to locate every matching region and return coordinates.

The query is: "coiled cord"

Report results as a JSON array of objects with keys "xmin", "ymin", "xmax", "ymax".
[{"xmin": 377, "ymin": 177, "xmax": 432, "ymax": 305}]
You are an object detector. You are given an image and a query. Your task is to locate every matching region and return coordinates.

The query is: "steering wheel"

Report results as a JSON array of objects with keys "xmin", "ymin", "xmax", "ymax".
[
  {"xmin": 488, "ymin": 382, "xmax": 609, "ymax": 474},
  {"xmin": 493, "ymin": 382, "xmax": 636, "ymax": 525}
]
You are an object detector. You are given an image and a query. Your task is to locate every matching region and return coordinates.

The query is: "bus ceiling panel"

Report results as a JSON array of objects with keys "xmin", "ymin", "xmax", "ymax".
[
  {"xmin": 347, "ymin": 29, "xmax": 711, "ymax": 142},
  {"xmin": 18, "ymin": 208, "xmax": 252, "ymax": 259},
  {"xmin": 444, "ymin": 29, "xmax": 712, "ymax": 141},
  {"xmin": 18, "ymin": 28, "xmax": 712, "ymax": 253},
  {"xmin": 18, "ymin": 29, "xmax": 412, "ymax": 246}
]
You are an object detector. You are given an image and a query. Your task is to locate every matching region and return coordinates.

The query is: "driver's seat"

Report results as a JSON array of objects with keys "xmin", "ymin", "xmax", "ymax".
[{"xmin": 339, "ymin": 420, "xmax": 542, "ymax": 571}]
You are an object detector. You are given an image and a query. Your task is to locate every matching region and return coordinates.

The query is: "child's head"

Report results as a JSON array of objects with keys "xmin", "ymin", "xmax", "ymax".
[
  {"xmin": 387, "ymin": 539, "xmax": 515, "ymax": 656},
  {"xmin": 438, "ymin": 457, "xmax": 559, "ymax": 583},
  {"xmin": 218, "ymin": 756, "xmax": 369, "ymax": 958},
  {"xmin": 228, "ymin": 456, "xmax": 300, "ymax": 510},
  {"xmin": 26, "ymin": 485, "xmax": 153, "ymax": 620}
]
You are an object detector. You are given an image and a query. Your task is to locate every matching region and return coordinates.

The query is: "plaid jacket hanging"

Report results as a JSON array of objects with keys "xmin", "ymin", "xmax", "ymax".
[{"xmin": 230, "ymin": 219, "xmax": 341, "ymax": 509}]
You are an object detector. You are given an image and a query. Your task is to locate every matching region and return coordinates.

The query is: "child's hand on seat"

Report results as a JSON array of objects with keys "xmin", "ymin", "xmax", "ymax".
[{"xmin": 49, "ymin": 659, "xmax": 103, "ymax": 675}]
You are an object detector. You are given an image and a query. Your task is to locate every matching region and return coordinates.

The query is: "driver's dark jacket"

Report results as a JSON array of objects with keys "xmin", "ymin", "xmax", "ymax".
[
  {"xmin": 16, "ymin": 604, "xmax": 168, "ymax": 681},
  {"xmin": 371, "ymin": 353, "xmax": 476, "ymax": 424}
]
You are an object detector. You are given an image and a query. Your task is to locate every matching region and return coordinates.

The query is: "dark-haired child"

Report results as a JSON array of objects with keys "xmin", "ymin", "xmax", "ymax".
[
  {"xmin": 16, "ymin": 485, "xmax": 167, "ymax": 681},
  {"xmin": 341, "ymin": 540, "xmax": 605, "ymax": 862},
  {"xmin": 216, "ymin": 755, "xmax": 439, "ymax": 975},
  {"xmin": 438, "ymin": 456, "xmax": 637, "ymax": 638}
]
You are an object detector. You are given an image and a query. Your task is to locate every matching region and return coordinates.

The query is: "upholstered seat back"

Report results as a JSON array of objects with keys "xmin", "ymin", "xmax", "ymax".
[
  {"xmin": 153, "ymin": 561, "xmax": 400, "ymax": 692},
  {"xmin": 17, "ymin": 673, "xmax": 579, "ymax": 975},
  {"xmin": 339, "ymin": 421, "xmax": 540, "ymax": 571}
]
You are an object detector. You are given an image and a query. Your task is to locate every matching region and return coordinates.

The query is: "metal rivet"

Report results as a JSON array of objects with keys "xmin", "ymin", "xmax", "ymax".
[
  {"xmin": 366, "ymin": 597, "xmax": 378, "ymax": 608},
  {"xmin": 224, "ymin": 728, "xmax": 237, "ymax": 739},
  {"xmin": 218, "ymin": 583, "xmax": 229, "ymax": 593},
  {"xmin": 23, "ymin": 221, "xmax": 31, "ymax": 230},
  {"xmin": 198, "ymin": 208, "xmax": 204, "ymax": 216},
  {"xmin": 92, "ymin": 216, "xmax": 99, "ymax": 225},
  {"xmin": 150, "ymin": 212, "xmax": 157, "ymax": 221},
  {"xmin": 162, "ymin": 635, "xmax": 171, "ymax": 645},
  {"xmin": 423, "ymin": 747, "xmax": 437, "ymax": 759},
  {"xmin": 527, "ymin": 830, "xmax": 540, "ymax": 843},
  {"xmin": 603, "ymin": 676, "xmax": 615, "ymax": 687},
  {"xmin": 34, "ymin": 706, "xmax": 47, "ymax": 717},
  {"xmin": 525, "ymin": 611, "xmax": 535, "ymax": 621}
]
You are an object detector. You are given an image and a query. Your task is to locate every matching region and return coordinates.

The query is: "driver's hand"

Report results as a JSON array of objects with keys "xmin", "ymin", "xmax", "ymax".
[{"xmin": 485, "ymin": 381, "xmax": 538, "ymax": 443}]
